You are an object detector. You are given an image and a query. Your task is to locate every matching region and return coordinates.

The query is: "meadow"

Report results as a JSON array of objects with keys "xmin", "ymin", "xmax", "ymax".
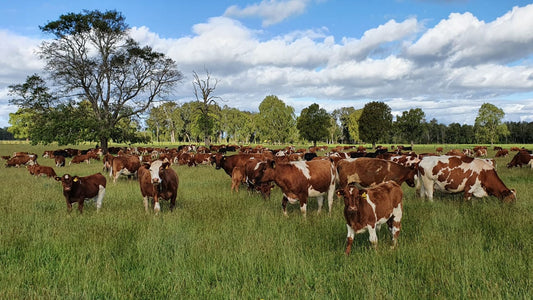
[{"xmin": 0, "ymin": 142, "xmax": 532, "ymax": 299}]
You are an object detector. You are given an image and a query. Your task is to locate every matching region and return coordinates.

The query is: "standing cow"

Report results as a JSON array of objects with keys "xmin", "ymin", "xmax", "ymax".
[
  {"xmin": 418, "ymin": 156, "xmax": 516, "ymax": 202},
  {"xmin": 336, "ymin": 181, "xmax": 403, "ymax": 254},
  {"xmin": 138, "ymin": 160, "xmax": 179, "ymax": 213},
  {"xmin": 336, "ymin": 157, "xmax": 417, "ymax": 189},
  {"xmin": 55, "ymin": 173, "xmax": 106, "ymax": 213}
]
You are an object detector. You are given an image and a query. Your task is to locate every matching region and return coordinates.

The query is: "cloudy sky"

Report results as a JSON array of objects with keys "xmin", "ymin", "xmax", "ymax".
[{"xmin": 1, "ymin": 0, "xmax": 533, "ymax": 128}]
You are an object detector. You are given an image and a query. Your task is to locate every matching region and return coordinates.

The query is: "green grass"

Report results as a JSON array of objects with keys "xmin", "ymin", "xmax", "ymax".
[{"xmin": 1, "ymin": 143, "xmax": 532, "ymax": 299}]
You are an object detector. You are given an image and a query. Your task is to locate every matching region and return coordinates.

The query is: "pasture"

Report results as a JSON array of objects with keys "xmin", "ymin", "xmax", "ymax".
[{"xmin": 1, "ymin": 143, "xmax": 532, "ymax": 299}]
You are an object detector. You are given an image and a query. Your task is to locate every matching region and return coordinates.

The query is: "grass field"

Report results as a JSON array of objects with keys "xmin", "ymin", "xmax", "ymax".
[{"xmin": 1, "ymin": 143, "xmax": 532, "ymax": 299}]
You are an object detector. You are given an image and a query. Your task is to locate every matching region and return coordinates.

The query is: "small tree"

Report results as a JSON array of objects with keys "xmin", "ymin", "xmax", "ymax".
[
  {"xmin": 192, "ymin": 69, "xmax": 221, "ymax": 146},
  {"xmin": 396, "ymin": 108, "xmax": 425, "ymax": 147},
  {"xmin": 474, "ymin": 103, "xmax": 509, "ymax": 146},
  {"xmin": 296, "ymin": 103, "xmax": 331, "ymax": 147}
]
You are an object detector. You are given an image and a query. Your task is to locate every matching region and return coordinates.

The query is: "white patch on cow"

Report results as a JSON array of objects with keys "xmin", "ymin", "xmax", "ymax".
[
  {"xmin": 65, "ymin": 174, "xmax": 69, "ymax": 179},
  {"xmin": 293, "ymin": 161, "xmax": 311, "ymax": 180},
  {"xmin": 149, "ymin": 160, "xmax": 164, "ymax": 183},
  {"xmin": 285, "ymin": 194, "xmax": 299, "ymax": 205},
  {"xmin": 95, "ymin": 185, "xmax": 105, "ymax": 211},
  {"xmin": 154, "ymin": 202, "xmax": 161, "ymax": 213},
  {"xmin": 300, "ymin": 203, "xmax": 307, "ymax": 216},
  {"xmin": 346, "ymin": 224, "xmax": 355, "ymax": 239},
  {"xmin": 143, "ymin": 196, "xmax": 149, "ymax": 212}
]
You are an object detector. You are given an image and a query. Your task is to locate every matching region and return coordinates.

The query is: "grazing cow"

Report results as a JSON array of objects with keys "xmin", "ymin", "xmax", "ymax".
[
  {"xmin": 6, "ymin": 154, "xmax": 37, "ymax": 167},
  {"xmin": 256, "ymin": 159, "xmax": 336, "ymax": 216},
  {"xmin": 211, "ymin": 153, "xmax": 264, "ymax": 177},
  {"xmin": 336, "ymin": 181, "xmax": 403, "ymax": 254},
  {"xmin": 138, "ymin": 160, "xmax": 179, "ymax": 213},
  {"xmin": 418, "ymin": 156, "xmax": 516, "ymax": 202},
  {"xmin": 436, "ymin": 147, "xmax": 444, "ymax": 154},
  {"xmin": 336, "ymin": 157, "xmax": 417, "ymax": 189},
  {"xmin": 55, "ymin": 173, "xmax": 106, "ymax": 213},
  {"xmin": 110, "ymin": 155, "xmax": 141, "ymax": 183},
  {"xmin": 495, "ymin": 149, "xmax": 509, "ymax": 158},
  {"xmin": 507, "ymin": 150, "xmax": 533, "ymax": 168}
]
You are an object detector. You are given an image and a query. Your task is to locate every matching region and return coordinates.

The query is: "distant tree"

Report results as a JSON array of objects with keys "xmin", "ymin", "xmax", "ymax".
[
  {"xmin": 219, "ymin": 106, "xmax": 255, "ymax": 143},
  {"xmin": 257, "ymin": 95, "xmax": 296, "ymax": 144},
  {"xmin": 296, "ymin": 103, "xmax": 331, "ymax": 147},
  {"xmin": 359, "ymin": 101, "xmax": 393, "ymax": 148},
  {"xmin": 347, "ymin": 109, "xmax": 363, "ymax": 143},
  {"xmin": 474, "ymin": 103, "xmax": 509, "ymax": 145},
  {"xmin": 396, "ymin": 108, "xmax": 425, "ymax": 146},
  {"xmin": 38, "ymin": 10, "xmax": 183, "ymax": 152},
  {"xmin": 332, "ymin": 107, "xmax": 356, "ymax": 143},
  {"xmin": 192, "ymin": 69, "xmax": 221, "ymax": 146},
  {"xmin": 0, "ymin": 127, "xmax": 15, "ymax": 140},
  {"xmin": 147, "ymin": 102, "xmax": 184, "ymax": 143}
]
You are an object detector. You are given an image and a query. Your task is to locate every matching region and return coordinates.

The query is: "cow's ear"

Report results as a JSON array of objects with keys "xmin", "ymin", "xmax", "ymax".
[
  {"xmin": 54, "ymin": 176, "xmax": 61, "ymax": 181},
  {"xmin": 73, "ymin": 176, "xmax": 79, "ymax": 182}
]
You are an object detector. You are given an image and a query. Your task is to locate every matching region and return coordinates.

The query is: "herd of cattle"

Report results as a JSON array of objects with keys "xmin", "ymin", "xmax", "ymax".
[{"xmin": 3, "ymin": 144, "xmax": 532, "ymax": 254}]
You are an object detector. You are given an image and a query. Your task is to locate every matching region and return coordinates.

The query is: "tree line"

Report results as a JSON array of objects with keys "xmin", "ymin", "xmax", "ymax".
[{"xmin": 5, "ymin": 10, "xmax": 532, "ymax": 147}]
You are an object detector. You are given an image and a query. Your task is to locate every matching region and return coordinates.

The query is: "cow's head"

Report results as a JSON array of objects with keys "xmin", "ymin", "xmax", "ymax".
[
  {"xmin": 55, "ymin": 174, "xmax": 80, "ymax": 191},
  {"xmin": 148, "ymin": 160, "xmax": 171, "ymax": 185},
  {"xmin": 336, "ymin": 185, "xmax": 364, "ymax": 212},
  {"xmin": 211, "ymin": 153, "xmax": 224, "ymax": 169}
]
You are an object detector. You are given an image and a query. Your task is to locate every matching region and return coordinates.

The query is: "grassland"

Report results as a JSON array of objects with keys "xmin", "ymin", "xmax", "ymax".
[{"xmin": 0, "ymin": 143, "xmax": 532, "ymax": 299}]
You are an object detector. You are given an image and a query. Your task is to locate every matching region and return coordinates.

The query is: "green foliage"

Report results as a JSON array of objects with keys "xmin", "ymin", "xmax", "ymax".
[
  {"xmin": 296, "ymin": 103, "xmax": 331, "ymax": 146},
  {"xmin": 347, "ymin": 109, "xmax": 363, "ymax": 143},
  {"xmin": 0, "ymin": 143, "xmax": 532, "ymax": 298},
  {"xmin": 474, "ymin": 103, "xmax": 509, "ymax": 145},
  {"xmin": 332, "ymin": 107, "xmax": 356, "ymax": 143},
  {"xmin": 359, "ymin": 101, "xmax": 393, "ymax": 146},
  {"xmin": 257, "ymin": 95, "xmax": 296, "ymax": 143},
  {"xmin": 396, "ymin": 108, "xmax": 425, "ymax": 145}
]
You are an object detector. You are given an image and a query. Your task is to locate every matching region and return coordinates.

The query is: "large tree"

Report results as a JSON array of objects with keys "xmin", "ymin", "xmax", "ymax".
[
  {"xmin": 474, "ymin": 103, "xmax": 509, "ymax": 145},
  {"xmin": 257, "ymin": 95, "xmax": 296, "ymax": 144},
  {"xmin": 358, "ymin": 101, "xmax": 393, "ymax": 148},
  {"xmin": 192, "ymin": 69, "xmax": 221, "ymax": 146},
  {"xmin": 396, "ymin": 108, "xmax": 425, "ymax": 146},
  {"xmin": 38, "ymin": 10, "xmax": 183, "ymax": 152},
  {"xmin": 296, "ymin": 103, "xmax": 331, "ymax": 147}
]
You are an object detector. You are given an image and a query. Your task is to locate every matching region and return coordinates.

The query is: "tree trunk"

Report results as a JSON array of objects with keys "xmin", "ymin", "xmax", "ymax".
[{"xmin": 100, "ymin": 136, "xmax": 109, "ymax": 154}]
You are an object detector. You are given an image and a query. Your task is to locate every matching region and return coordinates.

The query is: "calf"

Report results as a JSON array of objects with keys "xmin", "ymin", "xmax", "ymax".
[
  {"xmin": 336, "ymin": 181, "xmax": 403, "ymax": 254},
  {"xmin": 30, "ymin": 164, "xmax": 57, "ymax": 178},
  {"xmin": 138, "ymin": 160, "xmax": 179, "ymax": 213},
  {"xmin": 55, "ymin": 155, "xmax": 65, "ymax": 167},
  {"xmin": 55, "ymin": 173, "xmax": 106, "ymax": 213},
  {"xmin": 110, "ymin": 155, "xmax": 141, "ymax": 183},
  {"xmin": 256, "ymin": 159, "xmax": 336, "ymax": 216}
]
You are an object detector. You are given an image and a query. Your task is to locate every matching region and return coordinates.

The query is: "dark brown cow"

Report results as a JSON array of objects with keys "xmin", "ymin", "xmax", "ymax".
[
  {"xmin": 211, "ymin": 153, "xmax": 264, "ymax": 177},
  {"xmin": 507, "ymin": 150, "xmax": 533, "ymax": 168},
  {"xmin": 55, "ymin": 155, "xmax": 65, "ymax": 167},
  {"xmin": 138, "ymin": 160, "xmax": 179, "ymax": 213},
  {"xmin": 256, "ymin": 159, "xmax": 336, "ymax": 216},
  {"xmin": 336, "ymin": 157, "xmax": 417, "ymax": 189},
  {"xmin": 6, "ymin": 154, "xmax": 37, "ymax": 167},
  {"xmin": 110, "ymin": 155, "xmax": 141, "ymax": 183},
  {"xmin": 336, "ymin": 181, "xmax": 403, "ymax": 254},
  {"xmin": 55, "ymin": 173, "xmax": 106, "ymax": 213},
  {"xmin": 419, "ymin": 156, "xmax": 516, "ymax": 202}
]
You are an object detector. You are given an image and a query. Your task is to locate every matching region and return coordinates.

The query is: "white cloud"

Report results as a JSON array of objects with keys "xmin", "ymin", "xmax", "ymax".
[{"xmin": 224, "ymin": 0, "xmax": 311, "ymax": 27}]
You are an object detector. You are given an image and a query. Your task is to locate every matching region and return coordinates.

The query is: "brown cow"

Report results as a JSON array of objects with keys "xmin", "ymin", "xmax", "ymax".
[
  {"xmin": 70, "ymin": 154, "xmax": 91, "ymax": 165},
  {"xmin": 495, "ymin": 149, "xmax": 509, "ymax": 158},
  {"xmin": 6, "ymin": 154, "xmax": 37, "ymax": 167},
  {"xmin": 55, "ymin": 155, "xmax": 65, "ymax": 167},
  {"xmin": 138, "ymin": 160, "xmax": 179, "ymax": 213},
  {"xmin": 110, "ymin": 155, "xmax": 141, "ymax": 183},
  {"xmin": 336, "ymin": 181, "xmax": 403, "ymax": 254},
  {"xmin": 256, "ymin": 159, "xmax": 336, "ymax": 216},
  {"xmin": 29, "ymin": 164, "xmax": 57, "ymax": 178},
  {"xmin": 419, "ymin": 156, "xmax": 516, "ymax": 202},
  {"xmin": 55, "ymin": 173, "xmax": 106, "ymax": 213},
  {"xmin": 336, "ymin": 157, "xmax": 417, "ymax": 189},
  {"xmin": 507, "ymin": 150, "xmax": 533, "ymax": 168}
]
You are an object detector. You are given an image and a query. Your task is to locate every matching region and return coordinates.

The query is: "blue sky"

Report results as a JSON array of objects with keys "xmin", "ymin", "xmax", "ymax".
[{"xmin": 1, "ymin": 0, "xmax": 533, "ymax": 128}]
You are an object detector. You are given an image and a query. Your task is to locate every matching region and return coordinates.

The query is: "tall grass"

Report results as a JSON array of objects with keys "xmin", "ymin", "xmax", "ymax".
[{"xmin": 0, "ymin": 143, "xmax": 532, "ymax": 298}]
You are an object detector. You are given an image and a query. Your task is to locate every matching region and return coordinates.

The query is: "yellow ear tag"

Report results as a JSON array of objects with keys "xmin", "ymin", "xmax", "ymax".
[
  {"xmin": 73, "ymin": 177, "xmax": 79, "ymax": 182},
  {"xmin": 165, "ymin": 165, "xmax": 169, "ymax": 169},
  {"xmin": 361, "ymin": 192, "xmax": 367, "ymax": 200}
]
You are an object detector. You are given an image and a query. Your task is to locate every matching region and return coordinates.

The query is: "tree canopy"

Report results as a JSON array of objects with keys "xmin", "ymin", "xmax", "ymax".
[
  {"xmin": 296, "ymin": 103, "xmax": 331, "ymax": 147},
  {"xmin": 396, "ymin": 108, "xmax": 425, "ymax": 146},
  {"xmin": 474, "ymin": 103, "xmax": 509, "ymax": 145},
  {"xmin": 36, "ymin": 9, "xmax": 183, "ymax": 152},
  {"xmin": 257, "ymin": 95, "xmax": 296, "ymax": 143},
  {"xmin": 358, "ymin": 101, "xmax": 393, "ymax": 147}
]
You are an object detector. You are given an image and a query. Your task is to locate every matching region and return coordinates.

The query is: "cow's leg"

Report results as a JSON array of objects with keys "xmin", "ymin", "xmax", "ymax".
[
  {"xmin": 387, "ymin": 216, "xmax": 402, "ymax": 249},
  {"xmin": 95, "ymin": 185, "xmax": 105, "ymax": 212},
  {"xmin": 170, "ymin": 195, "xmax": 176, "ymax": 211},
  {"xmin": 299, "ymin": 197, "xmax": 308, "ymax": 217},
  {"xmin": 316, "ymin": 195, "xmax": 324, "ymax": 214},
  {"xmin": 368, "ymin": 225, "xmax": 378, "ymax": 249},
  {"xmin": 154, "ymin": 194, "xmax": 161, "ymax": 214},
  {"xmin": 143, "ymin": 196, "xmax": 149, "ymax": 212},
  {"xmin": 327, "ymin": 183, "xmax": 335, "ymax": 214},
  {"xmin": 282, "ymin": 196, "xmax": 289, "ymax": 217},
  {"xmin": 345, "ymin": 224, "xmax": 355, "ymax": 255},
  {"xmin": 420, "ymin": 177, "xmax": 434, "ymax": 201},
  {"xmin": 66, "ymin": 200, "xmax": 73, "ymax": 213},
  {"xmin": 78, "ymin": 200, "xmax": 84, "ymax": 214}
]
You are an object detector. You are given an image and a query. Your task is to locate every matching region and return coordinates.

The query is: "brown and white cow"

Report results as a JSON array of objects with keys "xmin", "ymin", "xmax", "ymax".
[
  {"xmin": 6, "ymin": 154, "xmax": 37, "ymax": 167},
  {"xmin": 55, "ymin": 173, "xmax": 106, "ymax": 213},
  {"xmin": 55, "ymin": 155, "xmax": 65, "ymax": 167},
  {"xmin": 110, "ymin": 155, "xmax": 141, "ymax": 183},
  {"xmin": 336, "ymin": 181, "xmax": 403, "ymax": 254},
  {"xmin": 256, "ymin": 159, "xmax": 336, "ymax": 216},
  {"xmin": 418, "ymin": 155, "xmax": 516, "ymax": 202},
  {"xmin": 138, "ymin": 160, "xmax": 179, "ymax": 213},
  {"xmin": 336, "ymin": 157, "xmax": 417, "ymax": 189}
]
